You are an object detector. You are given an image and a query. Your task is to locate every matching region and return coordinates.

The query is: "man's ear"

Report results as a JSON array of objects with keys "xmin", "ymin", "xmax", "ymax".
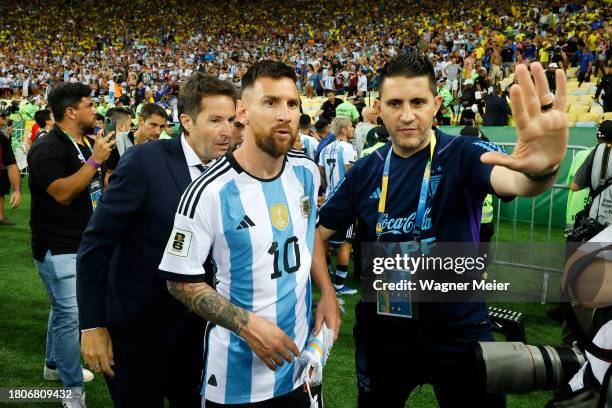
[
  {"xmin": 65, "ymin": 107, "xmax": 77, "ymax": 121},
  {"xmin": 433, "ymin": 95, "xmax": 443, "ymax": 116},
  {"xmin": 236, "ymin": 100, "xmax": 248, "ymax": 126},
  {"xmin": 179, "ymin": 113, "xmax": 193, "ymax": 134}
]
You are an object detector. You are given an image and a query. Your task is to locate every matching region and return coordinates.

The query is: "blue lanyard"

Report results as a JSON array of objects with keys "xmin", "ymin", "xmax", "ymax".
[{"xmin": 376, "ymin": 133, "xmax": 436, "ymax": 242}]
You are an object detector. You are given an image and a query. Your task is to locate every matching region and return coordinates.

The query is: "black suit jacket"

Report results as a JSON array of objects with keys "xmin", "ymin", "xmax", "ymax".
[{"xmin": 77, "ymin": 137, "xmax": 206, "ymax": 331}]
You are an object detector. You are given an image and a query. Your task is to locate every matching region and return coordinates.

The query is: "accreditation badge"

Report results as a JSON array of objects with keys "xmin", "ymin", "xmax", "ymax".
[
  {"xmin": 375, "ymin": 242, "xmax": 417, "ymax": 319},
  {"xmin": 376, "ymin": 268, "xmax": 414, "ymax": 318},
  {"xmin": 88, "ymin": 177, "xmax": 103, "ymax": 210}
]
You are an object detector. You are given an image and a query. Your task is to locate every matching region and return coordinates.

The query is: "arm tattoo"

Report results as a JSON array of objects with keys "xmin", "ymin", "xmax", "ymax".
[{"xmin": 167, "ymin": 281, "xmax": 249, "ymax": 334}]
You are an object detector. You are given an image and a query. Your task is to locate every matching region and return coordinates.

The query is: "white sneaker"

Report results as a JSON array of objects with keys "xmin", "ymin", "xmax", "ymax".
[
  {"xmin": 335, "ymin": 285, "xmax": 357, "ymax": 295},
  {"xmin": 62, "ymin": 389, "xmax": 86, "ymax": 408},
  {"xmin": 43, "ymin": 365, "xmax": 94, "ymax": 383}
]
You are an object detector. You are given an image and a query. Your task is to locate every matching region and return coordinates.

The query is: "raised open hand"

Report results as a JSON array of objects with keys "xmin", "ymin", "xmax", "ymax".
[{"xmin": 481, "ymin": 62, "xmax": 568, "ymax": 176}]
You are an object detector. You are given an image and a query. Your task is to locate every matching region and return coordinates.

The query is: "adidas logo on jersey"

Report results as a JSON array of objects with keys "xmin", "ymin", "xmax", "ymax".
[
  {"xmin": 369, "ymin": 187, "xmax": 382, "ymax": 199},
  {"xmin": 236, "ymin": 215, "xmax": 256, "ymax": 230}
]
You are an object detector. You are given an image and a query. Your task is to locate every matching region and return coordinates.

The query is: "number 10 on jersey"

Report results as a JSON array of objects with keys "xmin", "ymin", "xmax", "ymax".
[{"xmin": 268, "ymin": 236, "xmax": 301, "ymax": 279}]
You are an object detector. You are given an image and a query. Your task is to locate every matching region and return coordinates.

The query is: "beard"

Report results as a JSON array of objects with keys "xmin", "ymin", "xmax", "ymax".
[
  {"xmin": 396, "ymin": 127, "xmax": 429, "ymax": 149},
  {"xmin": 390, "ymin": 121, "xmax": 433, "ymax": 157},
  {"xmin": 81, "ymin": 123, "xmax": 96, "ymax": 136},
  {"xmin": 79, "ymin": 118, "xmax": 96, "ymax": 136},
  {"xmin": 253, "ymin": 126, "xmax": 297, "ymax": 158}
]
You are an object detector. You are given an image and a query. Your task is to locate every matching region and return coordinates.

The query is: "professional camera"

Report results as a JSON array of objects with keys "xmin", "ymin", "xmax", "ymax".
[
  {"xmin": 472, "ymin": 341, "xmax": 586, "ymax": 394},
  {"xmin": 471, "ymin": 237, "xmax": 612, "ymax": 406},
  {"xmin": 0, "ymin": 101, "xmax": 19, "ymax": 117},
  {"xmin": 566, "ymin": 212, "xmax": 604, "ymax": 242}
]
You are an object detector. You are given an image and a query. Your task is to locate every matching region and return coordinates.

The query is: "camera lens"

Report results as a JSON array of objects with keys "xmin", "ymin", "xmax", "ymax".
[{"xmin": 473, "ymin": 342, "xmax": 586, "ymax": 394}]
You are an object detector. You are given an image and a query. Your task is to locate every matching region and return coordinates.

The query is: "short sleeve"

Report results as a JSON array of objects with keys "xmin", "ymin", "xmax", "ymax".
[
  {"xmin": 351, "ymin": 106, "xmax": 359, "ymax": 122},
  {"xmin": 573, "ymin": 149, "xmax": 596, "ymax": 190},
  {"xmin": 28, "ymin": 141, "xmax": 73, "ymax": 191},
  {"xmin": 1, "ymin": 136, "xmax": 16, "ymax": 166},
  {"xmin": 310, "ymin": 161, "xmax": 322, "ymax": 201},
  {"xmin": 460, "ymin": 138, "xmax": 513, "ymax": 200},
  {"xmin": 343, "ymin": 144, "xmax": 357, "ymax": 165},
  {"xmin": 317, "ymin": 147, "xmax": 325, "ymax": 167},
  {"xmin": 318, "ymin": 166, "xmax": 357, "ymax": 232},
  {"xmin": 311, "ymin": 139, "xmax": 320, "ymax": 157},
  {"xmin": 159, "ymin": 188, "xmax": 216, "ymax": 282}
]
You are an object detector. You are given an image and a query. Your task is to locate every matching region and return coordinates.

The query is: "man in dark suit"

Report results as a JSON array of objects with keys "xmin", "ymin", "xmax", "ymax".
[
  {"xmin": 483, "ymin": 84, "xmax": 511, "ymax": 126},
  {"xmin": 76, "ymin": 73, "xmax": 236, "ymax": 407}
]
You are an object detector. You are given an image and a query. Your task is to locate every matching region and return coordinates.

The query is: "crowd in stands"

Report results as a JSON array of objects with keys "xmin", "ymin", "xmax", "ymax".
[
  {"xmin": 0, "ymin": 0, "xmax": 609, "ymax": 141},
  {"xmin": 0, "ymin": 2, "xmax": 611, "ymax": 406}
]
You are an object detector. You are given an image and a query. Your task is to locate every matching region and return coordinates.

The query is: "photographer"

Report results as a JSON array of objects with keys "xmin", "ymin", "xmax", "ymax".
[
  {"xmin": 548, "ymin": 225, "xmax": 612, "ymax": 407},
  {"xmin": 569, "ymin": 120, "xmax": 612, "ymax": 239}
]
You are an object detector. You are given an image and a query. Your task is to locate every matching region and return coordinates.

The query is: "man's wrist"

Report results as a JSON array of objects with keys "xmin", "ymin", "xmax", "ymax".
[
  {"xmin": 14, "ymin": 187, "xmax": 21, "ymax": 193},
  {"xmin": 237, "ymin": 312, "xmax": 253, "ymax": 339},
  {"xmin": 86, "ymin": 157, "xmax": 100, "ymax": 169},
  {"xmin": 523, "ymin": 164, "xmax": 560, "ymax": 182},
  {"xmin": 318, "ymin": 281, "xmax": 337, "ymax": 297}
]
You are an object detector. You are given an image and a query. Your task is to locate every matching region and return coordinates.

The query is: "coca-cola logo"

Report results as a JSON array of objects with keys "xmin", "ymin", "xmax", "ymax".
[{"xmin": 379, "ymin": 208, "xmax": 432, "ymax": 236}]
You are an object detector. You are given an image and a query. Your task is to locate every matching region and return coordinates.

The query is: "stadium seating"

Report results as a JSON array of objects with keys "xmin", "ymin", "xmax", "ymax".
[
  {"xmin": 575, "ymin": 112, "xmax": 602, "ymax": 125},
  {"xmin": 568, "ymin": 105, "xmax": 590, "ymax": 114},
  {"xmin": 590, "ymin": 104, "xmax": 604, "ymax": 114}
]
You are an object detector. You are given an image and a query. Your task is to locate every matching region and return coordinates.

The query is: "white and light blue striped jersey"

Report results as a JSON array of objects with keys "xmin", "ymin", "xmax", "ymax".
[
  {"xmin": 317, "ymin": 139, "xmax": 356, "ymax": 197},
  {"xmin": 159, "ymin": 149, "xmax": 320, "ymax": 405},
  {"xmin": 300, "ymin": 133, "xmax": 319, "ymax": 161}
]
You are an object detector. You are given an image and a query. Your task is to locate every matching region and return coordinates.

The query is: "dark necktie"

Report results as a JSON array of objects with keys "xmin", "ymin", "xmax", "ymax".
[{"xmin": 195, "ymin": 164, "xmax": 207, "ymax": 174}]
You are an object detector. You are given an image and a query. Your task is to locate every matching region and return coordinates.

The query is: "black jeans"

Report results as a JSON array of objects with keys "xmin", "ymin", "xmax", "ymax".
[{"xmin": 354, "ymin": 302, "xmax": 506, "ymax": 408}]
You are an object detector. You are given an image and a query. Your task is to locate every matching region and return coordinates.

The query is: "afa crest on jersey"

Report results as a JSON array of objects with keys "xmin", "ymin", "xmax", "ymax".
[
  {"xmin": 300, "ymin": 196, "xmax": 311, "ymax": 218},
  {"xmin": 270, "ymin": 204, "xmax": 289, "ymax": 231}
]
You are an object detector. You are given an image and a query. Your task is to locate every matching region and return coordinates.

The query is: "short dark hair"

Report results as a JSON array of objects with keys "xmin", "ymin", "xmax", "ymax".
[
  {"xmin": 140, "ymin": 103, "xmax": 168, "ymax": 122},
  {"xmin": 241, "ymin": 60, "xmax": 296, "ymax": 92},
  {"xmin": 314, "ymin": 118, "xmax": 329, "ymax": 133},
  {"xmin": 95, "ymin": 113, "xmax": 104, "ymax": 122},
  {"xmin": 460, "ymin": 125, "xmax": 480, "ymax": 137},
  {"xmin": 106, "ymin": 107, "xmax": 131, "ymax": 123},
  {"xmin": 34, "ymin": 109, "xmax": 52, "ymax": 128},
  {"xmin": 299, "ymin": 114, "xmax": 311, "ymax": 129},
  {"xmin": 379, "ymin": 51, "xmax": 437, "ymax": 96},
  {"xmin": 47, "ymin": 82, "xmax": 92, "ymax": 122},
  {"xmin": 178, "ymin": 73, "xmax": 236, "ymax": 128},
  {"xmin": 119, "ymin": 95, "xmax": 131, "ymax": 106}
]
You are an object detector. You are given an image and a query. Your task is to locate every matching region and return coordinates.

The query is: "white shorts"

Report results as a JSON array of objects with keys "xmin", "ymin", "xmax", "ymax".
[{"xmin": 445, "ymin": 79, "xmax": 459, "ymax": 91}]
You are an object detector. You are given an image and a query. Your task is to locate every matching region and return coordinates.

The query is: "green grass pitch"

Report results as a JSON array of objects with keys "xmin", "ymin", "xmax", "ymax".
[{"xmin": 0, "ymin": 179, "xmax": 564, "ymax": 407}]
